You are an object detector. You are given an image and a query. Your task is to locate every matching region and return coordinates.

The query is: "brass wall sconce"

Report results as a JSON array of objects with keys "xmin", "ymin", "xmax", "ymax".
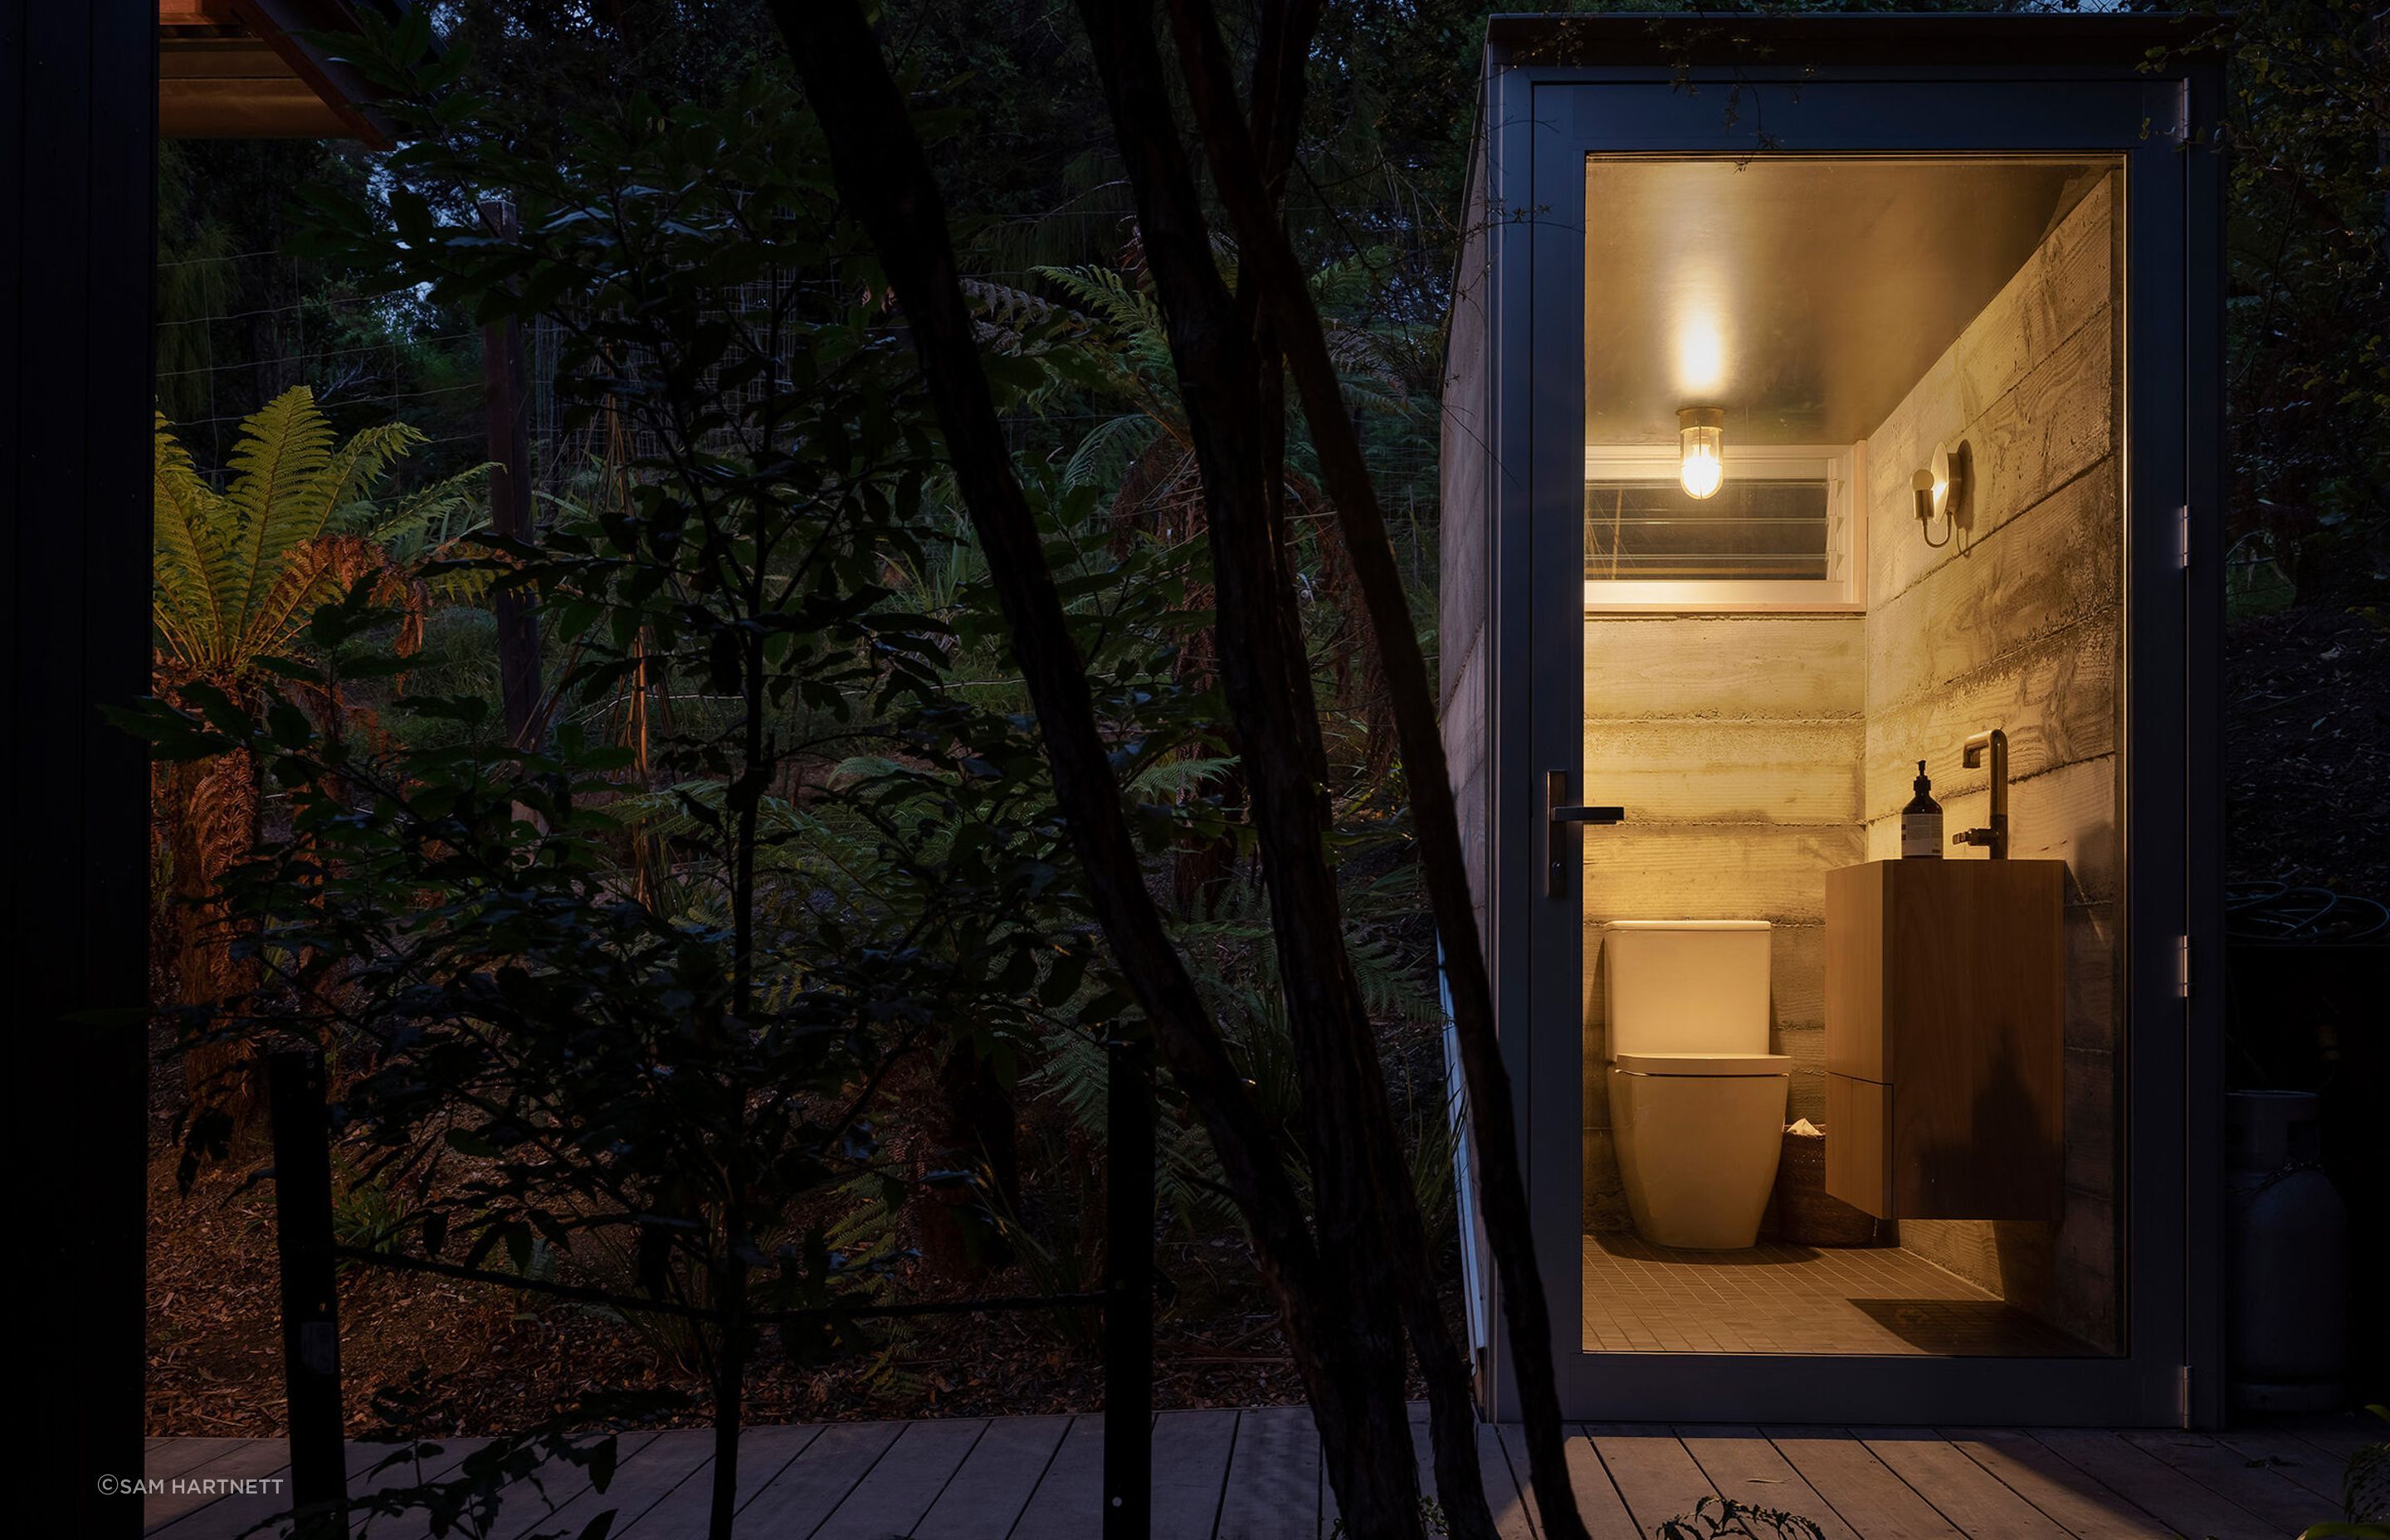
[{"xmin": 1912, "ymin": 437, "xmax": 1973, "ymax": 549}]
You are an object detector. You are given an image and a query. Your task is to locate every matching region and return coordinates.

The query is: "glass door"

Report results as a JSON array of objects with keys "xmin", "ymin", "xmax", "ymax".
[{"xmin": 1504, "ymin": 68, "xmax": 2205, "ymax": 1424}]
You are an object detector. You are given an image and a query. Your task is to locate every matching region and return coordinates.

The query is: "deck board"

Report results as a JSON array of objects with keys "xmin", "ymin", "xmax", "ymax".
[
  {"xmin": 814, "ymin": 1418, "xmax": 986, "ymax": 1540},
  {"xmin": 1491, "ymin": 1416, "xmax": 1549, "ymax": 1540},
  {"xmin": 523, "ymin": 1429, "xmax": 715, "ymax": 1540},
  {"xmin": 341, "ymin": 1430, "xmax": 659, "ymax": 1540},
  {"xmin": 344, "ymin": 1439, "xmax": 485, "ymax": 1540},
  {"xmin": 1584, "ymin": 1425, "xmax": 1715, "ymax": 1538},
  {"xmin": 724, "ymin": 1420, "xmax": 903, "ymax": 1538},
  {"xmin": 1765, "ymin": 1427, "xmax": 1962, "ymax": 1540},
  {"xmin": 2120, "ymin": 1428, "xmax": 2314, "ymax": 1534},
  {"xmin": 143, "ymin": 1438, "xmax": 293, "ymax": 1532},
  {"xmin": 1151, "ymin": 1407, "xmax": 1239, "ymax": 1540},
  {"xmin": 2277, "ymin": 1412, "xmax": 2388, "ymax": 1465},
  {"xmin": 1854, "ymin": 1428, "xmax": 2069, "ymax": 1540},
  {"xmin": 1676, "ymin": 1425, "xmax": 1861, "ymax": 1540},
  {"xmin": 345, "ymin": 1435, "xmax": 489, "ymax": 1535},
  {"xmin": 1216, "ymin": 1407, "xmax": 1320, "ymax": 1540},
  {"xmin": 615, "ymin": 1424, "xmax": 822, "ymax": 1538},
  {"xmin": 149, "ymin": 1438, "xmax": 382, "ymax": 1540},
  {"xmin": 143, "ymin": 1411, "xmax": 2310, "ymax": 1539},
  {"xmin": 144, "ymin": 1437, "xmax": 251, "ymax": 1484},
  {"xmin": 912, "ymin": 1413, "xmax": 1070, "ymax": 1540},
  {"xmin": 1007, "ymin": 1414, "xmax": 1105, "ymax": 1540},
  {"xmin": 1935, "ymin": 1428, "xmax": 2170, "ymax": 1540},
  {"xmin": 2209, "ymin": 1425, "xmax": 2350, "ymax": 1504},
  {"xmin": 2029, "ymin": 1429, "xmax": 2285, "ymax": 1540},
  {"xmin": 1558, "ymin": 1427, "xmax": 1643, "ymax": 1540}
]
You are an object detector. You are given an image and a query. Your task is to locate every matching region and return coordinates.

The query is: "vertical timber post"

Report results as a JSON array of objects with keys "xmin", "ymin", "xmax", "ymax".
[
  {"xmin": 1102, "ymin": 1033, "xmax": 1154, "ymax": 1540},
  {"xmin": 266, "ymin": 1050, "xmax": 348, "ymax": 1536},
  {"xmin": 478, "ymin": 197, "xmax": 542, "ymax": 748}
]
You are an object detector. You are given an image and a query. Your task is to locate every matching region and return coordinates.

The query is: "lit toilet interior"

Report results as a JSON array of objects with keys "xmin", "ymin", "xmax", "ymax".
[{"xmin": 1603, "ymin": 920, "xmax": 1791, "ymax": 1250}]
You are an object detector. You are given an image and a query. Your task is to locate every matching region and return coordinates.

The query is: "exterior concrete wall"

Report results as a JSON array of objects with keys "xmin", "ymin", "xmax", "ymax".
[{"xmin": 1442, "ymin": 136, "xmax": 1494, "ymax": 958}]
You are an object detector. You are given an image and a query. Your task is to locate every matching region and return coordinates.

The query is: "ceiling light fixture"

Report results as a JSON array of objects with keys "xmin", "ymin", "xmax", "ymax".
[{"xmin": 1677, "ymin": 407, "xmax": 1724, "ymax": 500}]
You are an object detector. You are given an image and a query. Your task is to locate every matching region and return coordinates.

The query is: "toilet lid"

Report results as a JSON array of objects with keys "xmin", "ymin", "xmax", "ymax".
[{"xmin": 1611, "ymin": 1050, "xmax": 1792, "ymax": 1076}]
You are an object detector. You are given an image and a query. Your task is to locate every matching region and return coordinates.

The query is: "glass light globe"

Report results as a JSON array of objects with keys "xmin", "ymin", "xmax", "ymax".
[{"xmin": 1677, "ymin": 407, "xmax": 1725, "ymax": 501}]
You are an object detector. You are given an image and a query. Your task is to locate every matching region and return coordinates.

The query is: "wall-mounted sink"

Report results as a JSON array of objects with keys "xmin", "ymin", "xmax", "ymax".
[{"xmin": 1822, "ymin": 858, "xmax": 2066, "ymax": 1221}]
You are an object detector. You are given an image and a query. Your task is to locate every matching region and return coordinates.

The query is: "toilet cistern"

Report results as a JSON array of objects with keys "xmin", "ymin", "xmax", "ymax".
[{"xmin": 1952, "ymin": 727, "xmax": 2010, "ymax": 859}]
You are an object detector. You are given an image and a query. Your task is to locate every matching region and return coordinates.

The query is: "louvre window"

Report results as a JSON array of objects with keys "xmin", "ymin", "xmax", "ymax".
[
  {"xmin": 1580, "ymin": 446, "xmax": 1859, "ymax": 610},
  {"xmin": 1584, "ymin": 476, "xmax": 1831, "ymax": 582}
]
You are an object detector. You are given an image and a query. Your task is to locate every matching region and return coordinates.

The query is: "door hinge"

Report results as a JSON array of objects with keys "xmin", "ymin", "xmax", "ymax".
[
  {"xmin": 2174, "ymin": 505, "xmax": 2192, "ymax": 571},
  {"xmin": 2178, "ymin": 1364, "xmax": 2193, "ymax": 1427},
  {"xmin": 2175, "ymin": 935, "xmax": 2192, "ymax": 999}
]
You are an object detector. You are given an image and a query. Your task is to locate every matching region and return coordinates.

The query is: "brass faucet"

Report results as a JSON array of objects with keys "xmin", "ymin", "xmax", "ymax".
[{"xmin": 1952, "ymin": 728, "xmax": 2010, "ymax": 859}]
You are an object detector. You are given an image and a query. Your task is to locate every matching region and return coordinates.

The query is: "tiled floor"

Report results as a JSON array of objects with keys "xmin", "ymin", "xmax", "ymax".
[{"xmin": 1581, "ymin": 1231, "xmax": 2098, "ymax": 1356}]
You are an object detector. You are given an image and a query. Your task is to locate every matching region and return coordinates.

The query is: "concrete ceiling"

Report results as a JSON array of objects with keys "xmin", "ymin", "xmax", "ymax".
[{"xmin": 1582, "ymin": 157, "xmax": 2108, "ymax": 446}]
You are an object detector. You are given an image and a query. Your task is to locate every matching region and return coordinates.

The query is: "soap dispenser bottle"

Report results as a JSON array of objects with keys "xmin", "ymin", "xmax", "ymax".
[{"xmin": 1901, "ymin": 761, "xmax": 1944, "ymax": 859}]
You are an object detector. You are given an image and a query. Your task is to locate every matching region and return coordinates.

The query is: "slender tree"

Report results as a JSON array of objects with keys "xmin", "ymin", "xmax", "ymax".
[
  {"xmin": 1066, "ymin": 1, "xmax": 1501, "ymax": 1531},
  {"xmin": 772, "ymin": 5, "xmax": 1452, "ymax": 1534},
  {"xmin": 1163, "ymin": 2, "xmax": 1591, "ymax": 1532}
]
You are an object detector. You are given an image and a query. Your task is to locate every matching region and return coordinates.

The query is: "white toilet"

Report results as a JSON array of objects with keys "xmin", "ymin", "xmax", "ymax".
[{"xmin": 1604, "ymin": 920, "xmax": 1791, "ymax": 1250}]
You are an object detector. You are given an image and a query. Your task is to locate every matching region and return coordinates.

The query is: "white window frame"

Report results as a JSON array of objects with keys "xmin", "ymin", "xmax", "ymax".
[{"xmin": 1581, "ymin": 441, "xmax": 1866, "ymax": 612}]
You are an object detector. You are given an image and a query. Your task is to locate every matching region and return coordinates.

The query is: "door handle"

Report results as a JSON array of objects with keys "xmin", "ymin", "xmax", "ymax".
[{"xmin": 1546, "ymin": 769, "xmax": 1624, "ymax": 897}]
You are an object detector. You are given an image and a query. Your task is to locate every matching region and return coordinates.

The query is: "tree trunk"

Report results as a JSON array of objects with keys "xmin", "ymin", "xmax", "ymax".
[
  {"xmin": 1068, "ymin": 3, "xmax": 1492, "ymax": 1530},
  {"xmin": 708, "ymin": 1251, "xmax": 747, "ymax": 1540},
  {"xmin": 156, "ymin": 688, "xmax": 262, "ymax": 1129},
  {"xmin": 1166, "ymin": 4, "xmax": 1590, "ymax": 1532},
  {"xmin": 479, "ymin": 198, "xmax": 544, "ymax": 749},
  {"xmin": 918, "ymin": 1043, "xmax": 1020, "ymax": 1279}
]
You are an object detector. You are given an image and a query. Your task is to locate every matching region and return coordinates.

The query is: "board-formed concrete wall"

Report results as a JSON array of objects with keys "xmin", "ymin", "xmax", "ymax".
[
  {"xmin": 1858, "ymin": 172, "xmax": 2123, "ymax": 1352},
  {"xmin": 1577, "ymin": 616, "xmax": 1867, "ymax": 1231}
]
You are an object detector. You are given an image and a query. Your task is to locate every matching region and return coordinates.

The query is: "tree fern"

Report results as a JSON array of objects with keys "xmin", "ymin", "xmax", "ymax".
[{"xmin": 154, "ymin": 387, "xmax": 444, "ymax": 680}]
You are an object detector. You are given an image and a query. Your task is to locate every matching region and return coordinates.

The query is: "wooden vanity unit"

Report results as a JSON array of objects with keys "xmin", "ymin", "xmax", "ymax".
[{"xmin": 1823, "ymin": 859, "xmax": 2066, "ymax": 1221}]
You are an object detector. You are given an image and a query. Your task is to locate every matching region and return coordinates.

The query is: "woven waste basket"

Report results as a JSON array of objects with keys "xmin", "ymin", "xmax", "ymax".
[{"xmin": 1773, "ymin": 1121, "xmax": 1882, "ymax": 1247}]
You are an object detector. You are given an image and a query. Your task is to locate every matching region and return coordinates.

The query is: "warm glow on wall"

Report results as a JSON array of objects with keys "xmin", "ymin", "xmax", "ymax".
[
  {"xmin": 1675, "ymin": 314, "xmax": 1726, "ymax": 397},
  {"xmin": 1677, "ymin": 407, "xmax": 1724, "ymax": 500}
]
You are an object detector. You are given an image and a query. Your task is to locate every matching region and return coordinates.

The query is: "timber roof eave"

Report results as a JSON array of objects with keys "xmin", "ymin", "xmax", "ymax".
[{"xmin": 159, "ymin": 0, "xmax": 415, "ymax": 149}]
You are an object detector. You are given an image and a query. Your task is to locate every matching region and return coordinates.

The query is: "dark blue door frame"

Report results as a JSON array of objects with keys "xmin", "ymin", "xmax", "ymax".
[{"xmin": 1478, "ymin": 52, "xmax": 2225, "ymax": 1427}]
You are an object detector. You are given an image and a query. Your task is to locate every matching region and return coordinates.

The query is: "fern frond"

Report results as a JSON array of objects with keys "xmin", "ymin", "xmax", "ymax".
[
  {"xmin": 1126, "ymin": 753, "xmax": 1237, "ymax": 798},
  {"xmin": 246, "ymin": 534, "xmax": 427, "ymax": 668},
  {"xmin": 1023, "ymin": 1025, "xmax": 1110, "ymax": 1136},
  {"xmin": 152, "ymin": 414, "xmax": 230, "ymax": 668},
  {"xmin": 317, "ymin": 420, "xmax": 426, "ymax": 517},
  {"xmin": 1061, "ymin": 412, "xmax": 1158, "ymax": 492},
  {"xmin": 219, "ymin": 386, "xmax": 339, "ymax": 641},
  {"xmin": 347, "ymin": 461, "xmax": 495, "ymax": 550}
]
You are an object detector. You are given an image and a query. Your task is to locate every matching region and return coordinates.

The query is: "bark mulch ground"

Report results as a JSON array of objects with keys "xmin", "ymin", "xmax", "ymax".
[{"xmin": 146, "ymin": 1144, "xmax": 1330, "ymax": 1439}]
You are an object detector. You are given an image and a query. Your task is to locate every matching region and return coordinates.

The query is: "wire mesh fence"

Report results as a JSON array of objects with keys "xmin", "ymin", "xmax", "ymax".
[{"xmin": 156, "ymin": 247, "xmax": 489, "ymax": 483}]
